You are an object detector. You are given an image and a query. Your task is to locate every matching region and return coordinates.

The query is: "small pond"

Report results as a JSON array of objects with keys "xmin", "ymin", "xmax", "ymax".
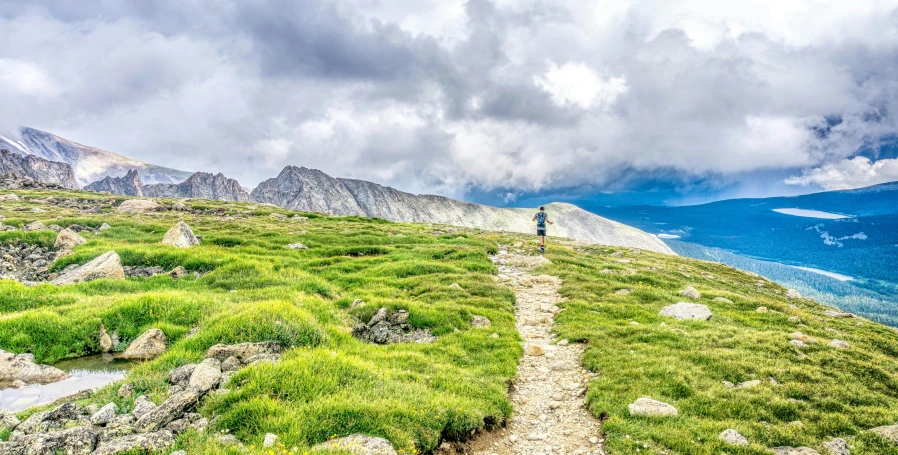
[{"xmin": 0, "ymin": 354, "xmax": 136, "ymax": 411}]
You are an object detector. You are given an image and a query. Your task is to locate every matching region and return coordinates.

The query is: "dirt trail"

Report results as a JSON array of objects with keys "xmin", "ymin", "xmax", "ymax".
[{"xmin": 470, "ymin": 249, "xmax": 603, "ymax": 455}]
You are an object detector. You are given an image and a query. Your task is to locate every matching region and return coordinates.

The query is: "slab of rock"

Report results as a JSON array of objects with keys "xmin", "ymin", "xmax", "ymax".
[
  {"xmin": 719, "ymin": 429, "xmax": 749, "ymax": 446},
  {"xmin": 115, "ymin": 199, "xmax": 161, "ymax": 214},
  {"xmin": 871, "ymin": 425, "xmax": 898, "ymax": 443},
  {"xmin": 54, "ymin": 228, "xmax": 87, "ymax": 251},
  {"xmin": 313, "ymin": 434, "xmax": 398, "ymax": 455},
  {"xmin": 206, "ymin": 342, "xmax": 284, "ymax": 363},
  {"xmin": 188, "ymin": 358, "xmax": 222, "ymax": 393},
  {"xmin": 5, "ymin": 425, "xmax": 97, "ymax": 454},
  {"xmin": 92, "ymin": 430, "xmax": 176, "ymax": 455},
  {"xmin": 773, "ymin": 448, "xmax": 821, "ymax": 455},
  {"xmin": 659, "ymin": 302, "xmax": 712, "ymax": 321},
  {"xmin": 0, "ymin": 349, "xmax": 67, "ymax": 386},
  {"xmin": 134, "ymin": 391, "xmax": 199, "ymax": 432},
  {"xmin": 122, "ymin": 328, "xmax": 168, "ymax": 360},
  {"xmin": 161, "ymin": 221, "xmax": 200, "ymax": 248},
  {"xmin": 678, "ymin": 286, "xmax": 701, "ymax": 299},
  {"xmin": 52, "ymin": 250, "xmax": 125, "ymax": 285},
  {"xmin": 628, "ymin": 397, "xmax": 678, "ymax": 417},
  {"xmin": 820, "ymin": 437, "xmax": 851, "ymax": 455},
  {"xmin": 471, "ymin": 315, "xmax": 492, "ymax": 328}
]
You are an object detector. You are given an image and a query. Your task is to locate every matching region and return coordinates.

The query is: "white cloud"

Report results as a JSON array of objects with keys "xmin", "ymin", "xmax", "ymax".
[
  {"xmin": 0, "ymin": 58, "xmax": 59, "ymax": 97},
  {"xmin": 535, "ymin": 61, "xmax": 627, "ymax": 110},
  {"xmin": 785, "ymin": 157, "xmax": 898, "ymax": 190}
]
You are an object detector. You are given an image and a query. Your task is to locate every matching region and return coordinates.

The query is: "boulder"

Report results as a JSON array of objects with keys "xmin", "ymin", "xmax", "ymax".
[
  {"xmin": 52, "ymin": 250, "xmax": 125, "ymax": 285},
  {"xmin": 122, "ymin": 328, "xmax": 168, "ymax": 360},
  {"xmin": 161, "ymin": 221, "xmax": 200, "ymax": 248},
  {"xmin": 678, "ymin": 286, "xmax": 701, "ymax": 300},
  {"xmin": 90, "ymin": 402, "xmax": 119, "ymax": 425},
  {"xmin": 115, "ymin": 199, "xmax": 161, "ymax": 214},
  {"xmin": 756, "ymin": 306, "xmax": 769, "ymax": 313},
  {"xmin": 117, "ymin": 383, "xmax": 134, "ymax": 399},
  {"xmin": 169, "ymin": 266, "xmax": 187, "ymax": 279},
  {"xmin": 168, "ymin": 363, "xmax": 196, "ymax": 386},
  {"xmin": 820, "ymin": 437, "xmax": 851, "ymax": 455},
  {"xmin": 99, "ymin": 223, "xmax": 111, "ymax": 231},
  {"xmin": 786, "ymin": 289, "xmax": 802, "ymax": 299},
  {"xmin": 54, "ymin": 228, "xmax": 86, "ymax": 251},
  {"xmin": 659, "ymin": 302, "xmax": 712, "ymax": 321},
  {"xmin": 719, "ymin": 429, "xmax": 749, "ymax": 446},
  {"xmin": 206, "ymin": 342, "xmax": 284, "ymax": 363},
  {"xmin": 628, "ymin": 397, "xmax": 678, "ymax": 417},
  {"xmin": 790, "ymin": 340, "xmax": 807, "ymax": 348},
  {"xmin": 134, "ymin": 391, "xmax": 199, "ymax": 432},
  {"xmin": 188, "ymin": 358, "xmax": 222, "ymax": 393},
  {"xmin": 773, "ymin": 448, "xmax": 821, "ymax": 455},
  {"xmin": 99, "ymin": 326, "xmax": 113, "ymax": 353},
  {"xmin": 312, "ymin": 434, "xmax": 398, "ymax": 455},
  {"xmin": 92, "ymin": 430, "xmax": 176, "ymax": 455},
  {"xmin": 0, "ymin": 410, "xmax": 20, "ymax": 432},
  {"xmin": 5, "ymin": 425, "xmax": 97, "ymax": 454},
  {"xmin": 871, "ymin": 425, "xmax": 898, "ymax": 443},
  {"xmin": 471, "ymin": 315, "xmax": 492, "ymax": 329},
  {"xmin": 0, "ymin": 349, "xmax": 67, "ymax": 386},
  {"xmin": 23, "ymin": 221, "xmax": 49, "ymax": 232},
  {"xmin": 829, "ymin": 339, "xmax": 850, "ymax": 349},
  {"xmin": 131, "ymin": 396, "xmax": 157, "ymax": 420}
]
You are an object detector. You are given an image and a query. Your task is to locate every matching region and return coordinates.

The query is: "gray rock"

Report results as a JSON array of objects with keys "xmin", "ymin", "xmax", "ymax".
[
  {"xmin": 22, "ymin": 221, "xmax": 49, "ymax": 232},
  {"xmin": 85, "ymin": 170, "xmax": 144, "ymax": 197},
  {"xmin": 168, "ymin": 363, "xmax": 197, "ymax": 386},
  {"xmin": 286, "ymin": 243, "xmax": 308, "ymax": 250},
  {"xmin": 143, "ymin": 172, "xmax": 250, "ymax": 202},
  {"xmin": 54, "ymin": 228, "xmax": 86, "ymax": 252},
  {"xmin": 3, "ymin": 425, "xmax": 97, "ymax": 454},
  {"xmin": 90, "ymin": 402, "xmax": 119, "ymax": 425},
  {"xmin": 122, "ymin": 328, "xmax": 168, "ymax": 360},
  {"xmin": 52, "ymin": 250, "xmax": 125, "ymax": 285},
  {"xmin": 719, "ymin": 429, "xmax": 748, "ymax": 446},
  {"xmin": 790, "ymin": 339, "xmax": 807, "ymax": 348},
  {"xmin": 188, "ymin": 358, "xmax": 222, "ymax": 393},
  {"xmin": 161, "ymin": 221, "xmax": 200, "ymax": 248},
  {"xmin": 221, "ymin": 356, "xmax": 241, "ymax": 372},
  {"xmin": 92, "ymin": 430, "xmax": 176, "ymax": 455},
  {"xmin": 312, "ymin": 434, "xmax": 398, "ymax": 455},
  {"xmin": 773, "ymin": 448, "xmax": 821, "ymax": 455},
  {"xmin": 134, "ymin": 390, "xmax": 199, "ymax": 432},
  {"xmin": 0, "ymin": 410, "xmax": 20, "ymax": 432},
  {"xmin": 712, "ymin": 297, "xmax": 734, "ymax": 304},
  {"xmin": 659, "ymin": 302, "xmax": 712, "ymax": 321},
  {"xmin": 368, "ymin": 308, "xmax": 389, "ymax": 327},
  {"xmin": 829, "ymin": 339, "xmax": 850, "ymax": 349},
  {"xmin": 131, "ymin": 396, "xmax": 157, "ymax": 420},
  {"xmin": 820, "ymin": 437, "xmax": 851, "ymax": 455},
  {"xmin": 471, "ymin": 315, "xmax": 492, "ymax": 328},
  {"xmin": 678, "ymin": 286, "xmax": 701, "ymax": 299},
  {"xmin": 99, "ymin": 223, "xmax": 111, "ymax": 231},
  {"xmin": 786, "ymin": 289, "xmax": 802, "ymax": 299},
  {"xmin": 165, "ymin": 418, "xmax": 190, "ymax": 434},
  {"xmin": 206, "ymin": 342, "xmax": 284, "ymax": 363},
  {"xmin": 264, "ymin": 433, "xmax": 279, "ymax": 447},
  {"xmin": 871, "ymin": 425, "xmax": 898, "ymax": 443},
  {"xmin": 734, "ymin": 380, "xmax": 761, "ymax": 389},
  {"xmin": 0, "ymin": 349, "xmax": 67, "ymax": 387},
  {"xmin": 627, "ymin": 397, "xmax": 678, "ymax": 417},
  {"xmin": 0, "ymin": 148, "xmax": 78, "ymax": 189},
  {"xmin": 114, "ymin": 199, "xmax": 161, "ymax": 214},
  {"xmin": 190, "ymin": 417, "xmax": 209, "ymax": 432},
  {"xmin": 244, "ymin": 353, "xmax": 282, "ymax": 365},
  {"xmin": 117, "ymin": 383, "xmax": 134, "ymax": 399},
  {"xmin": 99, "ymin": 326, "xmax": 113, "ymax": 353}
]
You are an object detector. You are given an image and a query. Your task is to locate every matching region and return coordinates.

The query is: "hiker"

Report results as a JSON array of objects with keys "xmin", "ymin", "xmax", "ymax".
[{"xmin": 532, "ymin": 206, "xmax": 554, "ymax": 252}]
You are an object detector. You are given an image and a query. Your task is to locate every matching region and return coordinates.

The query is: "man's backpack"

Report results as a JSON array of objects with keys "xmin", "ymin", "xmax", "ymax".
[{"xmin": 536, "ymin": 212, "xmax": 547, "ymax": 227}]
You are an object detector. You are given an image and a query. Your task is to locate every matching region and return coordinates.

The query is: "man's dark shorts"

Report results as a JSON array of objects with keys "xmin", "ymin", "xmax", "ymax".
[{"xmin": 537, "ymin": 228, "xmax": 546, "ymax": 236}]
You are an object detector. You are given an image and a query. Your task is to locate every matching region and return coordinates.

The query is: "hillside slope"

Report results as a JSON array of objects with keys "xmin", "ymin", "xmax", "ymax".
[
  {"xmin": 0, "ymin": 127, "xmax": 192, "ymax": 186},
  {"xmin": 0, "ymin": 189, "xmax": 895, "ymax": 454}
]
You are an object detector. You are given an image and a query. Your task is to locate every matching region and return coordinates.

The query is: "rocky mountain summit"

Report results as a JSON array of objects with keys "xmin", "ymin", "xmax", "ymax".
[
  {"xmin": 143, "ymin": 172, "xmax": 250, "ymax": 202},
  {"xmin": 84, "ymin": 169, "xmax": 144, "ymax": 197},
  {"xmin": 0, "ymin": 127, "xmax": 191, "ymax": 186},
  {"xmin": 0, "ymin": 149, "xmax": 78, "ymax": 189}
]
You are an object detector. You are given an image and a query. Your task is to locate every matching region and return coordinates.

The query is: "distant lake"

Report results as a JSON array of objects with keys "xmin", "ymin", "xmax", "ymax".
[{"xmin": 772, "ymin": 208, "xmax": 851, "ymax": 219}]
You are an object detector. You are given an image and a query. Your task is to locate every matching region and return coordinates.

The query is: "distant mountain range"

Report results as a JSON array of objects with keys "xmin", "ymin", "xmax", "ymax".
[
  {"xmin": 0, "ymin": 128, "xmax": 674, "ymax": 254},
  {"xmin": 598, "ymin": 183, "xmax": 898, "ymax": 325},
  {"xmin": 0, "ymin": 127, "xmax": 191, "ymax": 186}
]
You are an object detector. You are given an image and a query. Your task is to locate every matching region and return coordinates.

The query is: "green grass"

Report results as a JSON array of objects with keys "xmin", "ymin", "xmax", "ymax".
[{"xmin": 1, "ymin": 189, "xmax": 897, "ymax": 454}]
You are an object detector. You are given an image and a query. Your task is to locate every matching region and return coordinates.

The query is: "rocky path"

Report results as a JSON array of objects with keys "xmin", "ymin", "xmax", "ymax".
[{"xmin": 471, "ymin": 250, "xmax": 603, "ymax": 455}]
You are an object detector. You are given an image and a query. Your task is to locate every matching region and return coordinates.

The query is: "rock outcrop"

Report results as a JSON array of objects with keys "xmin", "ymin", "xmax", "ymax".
[
  {"xmin": 143, "ymin": 172, "xmax": 250, "ymax": 202},
  {"xmin": 122, "ymin": 328, "xmax": 168, "ymax": 360},
  {"xmin": 84, "ymin": 169, "xmax": 144, "ymax": 197},
  {"xmin": 0, "ymin": 349, "xmax": 67, "ymax": 387},
  {"xmin": 161, "ymin": 221, "xmax": 200, "ymax": 248},
  {"xmin": 52, "ymin": 251, "xmax": 125, "ymax": 285},
  {"xmin": 0, "ymin": 148, "xmax": 78, "ymax": 189}
]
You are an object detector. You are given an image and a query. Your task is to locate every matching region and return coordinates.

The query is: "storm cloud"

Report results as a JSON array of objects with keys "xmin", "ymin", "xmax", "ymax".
[{"xmin": 1, "ymin": 0, "xmax": 897, "ymax": 197}]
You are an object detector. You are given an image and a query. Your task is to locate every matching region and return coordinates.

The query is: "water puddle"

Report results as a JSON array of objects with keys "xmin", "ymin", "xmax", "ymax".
[{"xmin": 0, "ymin": 354, "xmax": 136, "ymax": 411}]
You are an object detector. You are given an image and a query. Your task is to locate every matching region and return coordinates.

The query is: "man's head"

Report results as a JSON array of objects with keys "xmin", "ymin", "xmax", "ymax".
[{"xmin": 539, "ymin": 206, "xmax": 545, "ymax": 211}]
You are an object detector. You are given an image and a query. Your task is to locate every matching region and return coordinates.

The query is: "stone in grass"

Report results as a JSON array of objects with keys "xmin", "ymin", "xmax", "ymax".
[
  {"xmin": 824, "ymin": 310, "xmax": 854, "ymax": 318},
  {"xmin": 678, "ymin": 286, "xmax": 701, "ymax": 300},
  {"xmin": 134, "ymin": 390, "xmax": 200, "ymax": 432},
  {"xmin": 312, "ymin": 434, "xmax": 398, "ymax": 455},
  {"xmin": 659, "ymin": 302, "xmax": 712, "ymax": 321},
  {"xmin": 23, "ymin": 221, "xmax": 49, "ymax": 232},
  {"xmin": 161, "ymin": 221, "xmax": 200, "ymax": 248},
  {"xmin": 270, "ymin": 213, "xmax": 287, "ymax": 221},
  {"xmin": 286, "ymin": 243, "xmax": 308, "ymax": 250},
  {"xmin": 54, "ymin": 228, "xmax": 86, "ymax": 252},
  {"xmin": 123, "ymin": 328, "xmax": 168, "ymax": 360},
  {"xmin": 628, "ymin": 397, "xmax": 678, "ymax": 417},
  {"xmin": 785, "ymin": 289, "xmax": 802, "ymax": 299},
  {"xmin": 115, "ymin": 199, "xmax": 162, "ymax": 214},
  {"xmin": 90, "ymin": 402, "xmax": 118, "ymax": 425},
  {"xmin": 264, "ymin": 433, "xmax": 279, "ymax": 447},
  {"xmin": 829, "ymin": 339, "xmax": 850, "ymax": 349},
  {"xmin": 471, "ymin": 315, "xmax": 492, "ymax": 328},
  {"xmin": 99, "ymin": 223, "xmax": 111, "ymax": 231},
  {"xmin": 820, "ymin": 438, "xmax": 851, "ymax": 455},
  {"xmin": 52, "ymin": 250, "xmax": 125, "ymax": 285},
  {"xmin": 718, "ymin": 429, "xmax": 749, "ymax": 446},
  {"xmin": 773, "ymin": 448, "xmax": 821, "ymax": 455},
  {"xmin": 870, "ymin": 425, "xmax": 898, "ymax": 443},
  {"xmin": 6, "ymin": 426, "xmax": 97, "ymax": 454},
  {"xmin": 712, "ymin": 297, "xmax": 733, "ymax": 304},
  {"xmin": 92, "ymin": 430, "xmax": 177, "ymax": 455}
]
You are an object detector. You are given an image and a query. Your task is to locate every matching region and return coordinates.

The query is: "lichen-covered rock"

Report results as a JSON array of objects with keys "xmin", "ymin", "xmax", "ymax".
[
  {"xmin": 122, "ymin": 328, "xmax": 167, "ymax": 360},
  {"xmin": 92, "ymin": 430, "xmax": 176, "ymax": 455},
  {"xmin": 312, "ymin": 434, "xmax": 398, "ymax": 455},
  {"xmin": 0, "ymin": 410, "xmax": 20, "ymax": 432},
  {"xmin": 820, "ymin": 437, "xmax": 851, "ymax": 455},
  {"xmin": 628, "ymin": 397, "xmax": 678, "ymax": 417},
  {"xmin": 90, "ymin": 402, "xmax": 119, "ymax": 425},
  {"xmin": 188, "ymin": 358, "xmax": 222, "ymax": 393},
  {"xmin": 286, "ymin": 243, "xmax": 308, "ymax": 250},
  {"xmin": 161, "ymin": 221, "xmax": 200, "ymax": 248},
  {"xmin": 659, "ymin": 302, "xmax": 712, "ymax": 321},
  {"xmin": 52, "ymin": 250, "xmax": 125, "ymax": 285},
  {"xmin": 4, "ymin": 425, "xmax": 97, "ymax": 454},
  {"xmin": 168, "ymin": 363, "xmax": 196, "ymax": 386},
  {"xmin": 131, "ymin": 396, "xmax": 157, "ymax": 420},
  {"xmin": 115, "ymin": 199, "xmax": 161, "ymax": 214},
  {"xmin": 134, "ymin": 391, "xmax": 199, "ymax": 432},
  {"xmin": 785, "ymin": 289, "xmax": 802, "ymax": 299},
  {"xmin": 773, "ymin": 447, "xmax": 821, "ymax": 455}
]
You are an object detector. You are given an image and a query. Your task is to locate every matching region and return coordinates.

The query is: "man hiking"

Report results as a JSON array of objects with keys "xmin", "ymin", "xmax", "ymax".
[{"xmin": 532, "ymin": 206, "xmax": 554, "ymax": 252}]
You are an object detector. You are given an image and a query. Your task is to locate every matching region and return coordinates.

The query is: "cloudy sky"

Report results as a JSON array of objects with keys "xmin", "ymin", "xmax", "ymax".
[{"xmin": 1, "ymin": 0, "xmax": 898, "ymax": 203}]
